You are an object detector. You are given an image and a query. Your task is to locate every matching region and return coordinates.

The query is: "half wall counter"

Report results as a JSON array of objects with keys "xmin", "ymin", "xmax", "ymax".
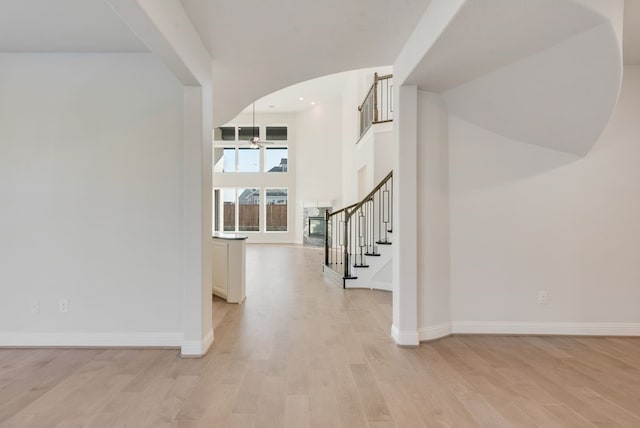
[{"xmin": 212, "ymin": 232, "xmax": 247, "ymax": 303}]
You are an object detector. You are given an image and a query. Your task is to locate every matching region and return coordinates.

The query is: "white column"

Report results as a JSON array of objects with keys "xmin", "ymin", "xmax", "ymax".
[
  {"xmin": 181, "ymin": 85, "xmax": 214, "ymax": 356},
  {"xmin": 391, "ymin": 84, "xmax": 419, "ymax": 346}
]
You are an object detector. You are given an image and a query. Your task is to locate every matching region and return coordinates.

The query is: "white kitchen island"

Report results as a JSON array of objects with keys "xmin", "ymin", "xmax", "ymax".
[{"xmin": 212, "ymin": 232, "xmax": 248, "ymax": 303}]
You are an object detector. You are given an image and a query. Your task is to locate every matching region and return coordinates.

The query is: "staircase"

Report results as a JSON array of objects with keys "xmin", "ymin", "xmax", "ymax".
[{"xmin": 323, "ymin": 171, "xmax": 393, "ymax": 291}]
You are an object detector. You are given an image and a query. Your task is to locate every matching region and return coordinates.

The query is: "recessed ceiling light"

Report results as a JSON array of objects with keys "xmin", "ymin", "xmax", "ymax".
[
  {"xmin": 311, "ymin": 101, "xmax": 316, "ymax": 105},
  {"xmin": 299, "ymin": 97, "xmax": 304, "ymax": 101}
]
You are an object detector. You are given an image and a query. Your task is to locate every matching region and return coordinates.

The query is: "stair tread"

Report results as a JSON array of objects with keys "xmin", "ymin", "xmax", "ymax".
[
  {"xmin": 353, "ymin": 264, "xmax": 370, "ymax": 268},
  {"xmin": 364, "ymin": 252, "xmax": 381, "ymax": 256},
  {"xmin": 376, "ymin": 241, "xmax": 392, "ymax": 245}
]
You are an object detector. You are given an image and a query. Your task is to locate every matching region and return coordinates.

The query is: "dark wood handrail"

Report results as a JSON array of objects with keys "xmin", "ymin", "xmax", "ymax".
[
  {"xmin": 357, "ymin": 73, "xmax": 392, "ymax": 113},
  {"xmin": 324, "ymin": 169, "xmax": 393, "ymax": 281},
  {"xmin": 357, "ymin": 83, "xmax": 375, "ymax": 112},
  {"xmin": 328, "ymin": 202, "xmax": 359, "ymax": 219},
  {"xmin": 345, "ymin": 170, "xmax": 393, "ymax": 221}
]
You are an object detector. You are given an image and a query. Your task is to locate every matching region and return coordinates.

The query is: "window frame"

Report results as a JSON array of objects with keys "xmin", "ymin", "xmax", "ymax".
[
  {"xmin": 264, "ymin": 187, "xmax": 289, "ymax": 233},
  {"xmin": 263, "ymin": 146, "xmax": 289, "ymax": 173}
]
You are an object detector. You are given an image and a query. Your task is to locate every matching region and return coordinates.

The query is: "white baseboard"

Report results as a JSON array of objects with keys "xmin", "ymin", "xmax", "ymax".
[
  {"xmin": 451, "ymin": 321, "xmax": 640, "ymax": 336},
  {"xmin": 322, "ymin": 265, "xmax": 343, "ymax": 288},
  {"xmin": 391, "ymin": 324, "xmax": 419, "ymax": 346},
  {"xmin": 344, "ymin": 281, "xmax": 392, "ymax": 292},
  {"xmin": 418, "ymin": 322, "xmax": 452, "ymax": 341},
  {"xmin": 0, "ymin": 332, "xmax": 183, "ymax": 348},
  {"xmin": 181, "ymin": 328, "xmax": 214, "ymax": 357}
]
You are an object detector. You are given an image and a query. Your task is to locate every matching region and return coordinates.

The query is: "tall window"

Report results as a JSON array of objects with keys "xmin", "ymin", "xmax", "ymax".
[
  {"xmin": 264, "ymin": 147, "xmax": 288, "ymax": 172},
  {"xmin": 212, "ymin": 124, "xmax": 290, "ymax": 235},
  {"xmin": 266, "ymin": 188, "xmax": 288, "ymax": 232},
  {"xmin": 238, "ymin": 188, "xmax": 260, "ymax": 231},
  {"xmin": 213, "ymin": 188, "xmax": 236, "ymax": 232},
  {"xmin": 214, "ymin": 188, "xmax": 260, "ymax": 232},
  {"xmin": 237, "ymin": 148, "xmax": 260, "ymax": 172},
  {"xmin": 213, "ymin": 147, "xmax": 236, "ymax": 173}
]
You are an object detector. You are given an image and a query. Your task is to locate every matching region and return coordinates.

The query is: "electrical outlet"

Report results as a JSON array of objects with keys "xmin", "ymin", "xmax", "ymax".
[
  {"xmin": 538, "ymin": 290, "xmax": 548, "ymax": 305},
  {"xmin": 30, "ymin": 300, "xmax": 39, "ymax": 313},
  {"xmin": 59, "ymin": 298, "xmax": 69, "ymax": 313}
]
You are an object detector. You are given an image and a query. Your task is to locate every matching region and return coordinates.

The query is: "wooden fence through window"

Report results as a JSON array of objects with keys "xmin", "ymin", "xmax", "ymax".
[{"xmin": 223, "ymin": 204, "xmax": 287, "ymax": 231}]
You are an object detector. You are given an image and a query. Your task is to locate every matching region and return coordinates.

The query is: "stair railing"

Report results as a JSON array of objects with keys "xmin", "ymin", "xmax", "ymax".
[
  {"xmin": 357, "ymin": 73, "xmax": 393, "ymax": 140},
  {"xmin": 325, "ymin": 171, "xmax": 393, "ymax": 285}
]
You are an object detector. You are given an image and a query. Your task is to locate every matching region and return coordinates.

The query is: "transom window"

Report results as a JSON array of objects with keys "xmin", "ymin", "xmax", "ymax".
[{"xmin": 213, "ymin": 126, "xmax": 288, "ymax": 174}]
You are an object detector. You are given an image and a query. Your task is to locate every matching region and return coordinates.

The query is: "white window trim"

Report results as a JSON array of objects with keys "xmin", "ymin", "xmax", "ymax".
[{"xmin": 264, "ymin": 187, "xmax": 289, "ymax": 233}]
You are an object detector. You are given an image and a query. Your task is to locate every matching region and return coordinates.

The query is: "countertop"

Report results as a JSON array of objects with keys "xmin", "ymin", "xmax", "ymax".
[{"xmin": 212, "ymin": 232, "xmax": 249, "ymax": 240}]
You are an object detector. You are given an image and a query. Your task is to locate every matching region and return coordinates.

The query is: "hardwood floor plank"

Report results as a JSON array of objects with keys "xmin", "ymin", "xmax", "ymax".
[
  {"xmin": 232, "ymin": 360, "xmax": 268, "ymax": 414},
  {"xmin": 376, "ymin": 379, "xmax": 424, "ymax": 428},
  {"xmin": 333, "ymin": 363, "xmax": 369, "ymax": 428},
  {"xmin": 349, "ymin": 363, "xmax": 392, "ymax": 423},
  {"xmin": 308, "ymin": 368, "xmax": 340, "ymax": 428},
  {"xmin": 283, "ymin": 394, "xmax": 311, "ymax": 428},
  {"xmin": 0, "ymin": 349, "xmax": 100, "ymax": 423},
  {"xmin": 254, "ymin": 375, "xmax": 286, "ymax": 428},
  {"xmin": 195, "ymin": 383, "xmax": 239, "ymax": 427}
]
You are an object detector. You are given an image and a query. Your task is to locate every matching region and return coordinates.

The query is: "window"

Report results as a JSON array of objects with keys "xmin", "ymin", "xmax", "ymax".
[
  {"xmin": 266, "ymin": 188, "xmax": 287, "ymax": 232},
  {"xmin": 214, "ymin": 127, "xmax": 235, "ymax": 141},
  {"xmin": 213, "ymin": 147, "xmax": 236, "ymax": 173},
  {"xmin": 213, "ymin": 125, "xmax": 289, "ymax": 174},
  {"xmin": 266, "ymin": 126, "xmax": 287, "ymax": 141},
  {"xmin": 212, "ymin": 123, "xmax": 290, "ymax": 234},
  {"xmin": 238, "ymin": 188, "xmax": 260, "ymax": 231},
  {"xmin": 237, "ymin": 148, "xmax": 260, "ymax": 172},
  {"xmin": 238, "ymin": 126, "xmax": 259, "ymax": 141},
  {"xmin": 213, "ymin": 188, "xmax": 236, "ymax": 232},
  {"xmin": 264, "ymin": 147, "xmax": 288, "ymax": 172}
]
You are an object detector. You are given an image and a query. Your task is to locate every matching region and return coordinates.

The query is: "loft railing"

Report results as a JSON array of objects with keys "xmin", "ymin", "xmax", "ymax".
[
  {"xmin": 325, "ymin": 171, "xmax": 393, "ymax": 285},
  {"xmin": 357, "ymin": 73, "xmax": 393, "ymax": 140}
]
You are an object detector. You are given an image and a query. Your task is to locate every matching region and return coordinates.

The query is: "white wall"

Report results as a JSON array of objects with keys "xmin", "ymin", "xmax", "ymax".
[
  {"xmin": 449, "ymin": 66, "xmax": 640, "ymax": 329},
  {"xmin": 213, "ymin": 111, "xmax": 297, "ymax": 244},
  {"xmin": 295, "ymin": 97, "xmax": 343, "ymax": 243},
  {"xmin": 342, "ymin": 71, "xmax": 360, "ymax": 206},
  {"xmin": 417, "ymin": 91, "xmax": 451, "ymax": 334},
  {"xmin": 342, "ymin": 67, "xmax": 394, "ymax": 206},
  {"xmin": 373, "ymin": 125, "xmax": 394, "ymax": 184},
  {"xmin": 0, "ymin": 54, "xmax": 185, "ymax": 344},
  {"xmin": 348, "ymin": 124, "xmax": 394, "ymax": 200}
]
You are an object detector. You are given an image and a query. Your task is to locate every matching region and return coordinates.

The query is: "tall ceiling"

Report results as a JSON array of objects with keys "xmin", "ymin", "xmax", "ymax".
[
  {"xmin": 179, "ymin": 0, "xmax": 432, "ymax": 124},
  {"xmin": 1, "ymin": 0, "xmax": 635, "ymax": 124},
  {"xmin": 241, "ymin": 71, "xmax": 350, "ymax": 114},
  {"xmin": 0, "ymin": 0, "xmax": 148, "ymax": 52}
]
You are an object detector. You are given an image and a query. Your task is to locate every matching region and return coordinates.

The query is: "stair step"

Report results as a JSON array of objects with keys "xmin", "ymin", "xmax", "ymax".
[
  {"xmin": 344, "ymin": 275, "xmax": 358, "ymax": 280},
  {"xmin": 364, "ymin": 252, "xmax": 381, "ymax": 257},
  {"xmin": 353, "ymin": 264, "xmax": 370, "ymax": 268},
  {"xmin": 376, "ymin": 241, "xmax": 392, "ymax": 245},
  {"xmin": 387, "ymin": 229, "xmax": 393, "ymax": 233}
]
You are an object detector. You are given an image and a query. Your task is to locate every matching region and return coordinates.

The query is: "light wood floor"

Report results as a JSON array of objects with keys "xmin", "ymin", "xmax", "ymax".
[{"xmin": 2, "ymin": 244, "xmax": 640, "ymax": 427}]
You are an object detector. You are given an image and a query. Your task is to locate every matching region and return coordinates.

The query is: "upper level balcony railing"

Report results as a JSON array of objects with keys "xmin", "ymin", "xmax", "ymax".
[{"xmin": 357, "ymin": 73, "xmax": 393, "ymax": 140}]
